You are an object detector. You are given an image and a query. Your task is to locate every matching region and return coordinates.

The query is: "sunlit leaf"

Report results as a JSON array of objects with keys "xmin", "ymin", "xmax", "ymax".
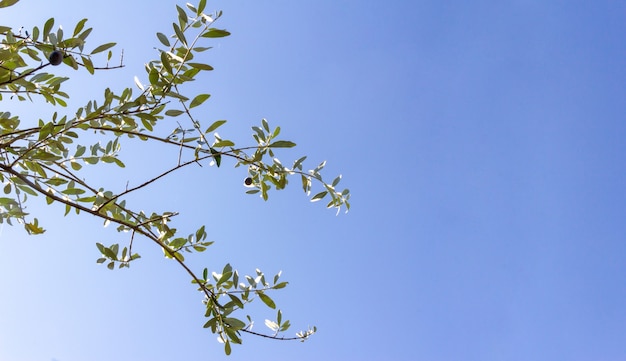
[
  {"xmin": 265, "ymin": 319, "xmax": 279, "ymax": 331},
  {"xmin": 213, "ymin": 140, "xmax": 234, "ymax": 147}
]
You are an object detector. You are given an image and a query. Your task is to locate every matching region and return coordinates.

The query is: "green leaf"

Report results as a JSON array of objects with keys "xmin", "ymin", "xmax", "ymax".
[
  {"xmin": 210, "ymin": 148, "xmax": 221, "ymax": 167},
  {"xmin": 273, "ymin": 281, "xmax": 288, "ymax": 289},
  {"xmin": 91, "ymin": 42, "xmax": 116, "ymax": 55},
  {"xmin": 43, "ymin": 17, "xmax": 54, "ymax": 41},
  {"xmin": 280, "ymin": 320, "xmax": 291, "ymax": 332},
  {"xmin": 176, "ymin": 5, "xmax": 188, "ymax": 26},
  {"xmin": 332, "ymin": 175, "xmax": 342, "ymax": 187},
  {"xmin": 269, "ymin": 141, "xmax": 296, "ymax": 148},
  {"xmin": 188, "ymin": 62, "xmax": 213, "ymax": 71},
  {"xmin": 203, "ymin": 28, "xmax": 230, "ymax": 38},
  {"xmin": 73, "ymin": 18, "xmax": 88, "ymax": 36},
  {"xmin": 161, "ymin": 51, "xmax": 173, "ymax": 74},
  {"xmin": 62, "ymin": 187, "xmax": 85, "ymax": 195},
  {"xmin": 213, "ymin": 140, "xmax": 234, "ymax": 147},
  {"xmin": 0, "ymin": 0, "xmax": 19, "ymax": 9},
  {"xmin": 198, "ymin": 0, "xmax": 207, "ymax": 14},
  {"xmin": 156, "ymin": 32, "xmax": 170, "ymax": 47},
  {"xmin": 205, "ymin": 120, "xmax": 226, "ymax": 133},
  {"xmin": 228, "ymin": 294, "xmax": 244, "ymax": 308},
  {"xmin": 293, "ymin": 156, "xmax": 307, "ymax": 170},
  {"xmin": 225, "ymin": 318, "xmax": 246, "ymax": 330},
  {"xmin": 82, "ymin": 56, "xmax": 94, "ymax": 74},
  {"xmin": 25, "ymin": 219, "xmax": 45, "ymax": 235},
  {"xmin": 173, "ymin": 23, "xmax": 187, "ymax": 46},
  {"xmin": 203, "ymin": 317, "xmax": 217, "ymax": 329},
  {"xmin": 258, "ymin": 292, "xmax": 276, "ymax": 309},
  {"xmin": 165, "ymin": 109, "xmax": 185, "ymax": 117},
  {"xmin": 169, "ymin": 238, "xmax": 187, "ymax": 249},
  {"xmin": 311, "ymin": 191, "xmax": 328, "ymax": 202},
  {"xmin": 189, "ymin": 93, "xmax": 210, "ymax": 108}
]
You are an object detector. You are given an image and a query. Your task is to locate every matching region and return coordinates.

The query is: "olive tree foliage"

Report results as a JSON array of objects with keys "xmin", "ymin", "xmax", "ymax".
[{"xmin": 0, "ymin": 0, "xmax": 350, "ymax": 355}]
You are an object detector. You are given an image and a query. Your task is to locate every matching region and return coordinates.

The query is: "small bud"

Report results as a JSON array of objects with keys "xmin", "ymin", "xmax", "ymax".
[{"xmin": 48, "ymin": 50, "xmax": 64, "ymax": 66}]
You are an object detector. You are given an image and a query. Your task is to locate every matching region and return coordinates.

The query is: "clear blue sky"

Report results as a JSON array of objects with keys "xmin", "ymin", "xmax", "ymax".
[{"xmin": 1, "ymin": 1, "xmax": 625, "ymax": 360}]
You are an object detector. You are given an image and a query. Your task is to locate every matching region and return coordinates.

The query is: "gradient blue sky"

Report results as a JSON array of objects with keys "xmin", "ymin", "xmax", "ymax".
[{"xmin": 1, "ymin": 1, "xmax": 625, "ymax": 360}]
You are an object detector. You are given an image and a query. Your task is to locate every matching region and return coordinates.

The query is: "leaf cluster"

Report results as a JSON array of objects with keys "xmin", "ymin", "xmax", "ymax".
[{"xmin": 0, "ymin": 0, "xmax": 347, "ymax": 354}]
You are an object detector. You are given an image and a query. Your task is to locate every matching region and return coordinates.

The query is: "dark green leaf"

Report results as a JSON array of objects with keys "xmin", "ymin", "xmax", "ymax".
[
  {"xmin": 332, "ymin": 175, "xmax": 342, "ymax": 187},
  {"xmin": 156, "ymin": 32, "xmax": 170, "ymax": 47},
  {"xmin": 269, "ymin": 141, "xmax": 296, "ymax": 148},
  {"xmin": 188, "ymin": 62, "xmax": 213, "ymax": 71},
  {"xmin": 311, "ymin": 191, "xmax": 328, "ymax": 202},
  {"xmin": 173, "ymin": 23, "xmax": 187, "ymax": 46},
  {"xmin": 210, "ymin": 148, "xmax": 221, "ymax": 167},
  {"xmin": 176, "ymin": 5, "xmax": 188, "ymax": 27}
]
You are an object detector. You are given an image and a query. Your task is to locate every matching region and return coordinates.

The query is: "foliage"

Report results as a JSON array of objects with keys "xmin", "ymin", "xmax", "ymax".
[{"xmin": 0, "ymin": 0, "xmax": 349, "ymax": 355}]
